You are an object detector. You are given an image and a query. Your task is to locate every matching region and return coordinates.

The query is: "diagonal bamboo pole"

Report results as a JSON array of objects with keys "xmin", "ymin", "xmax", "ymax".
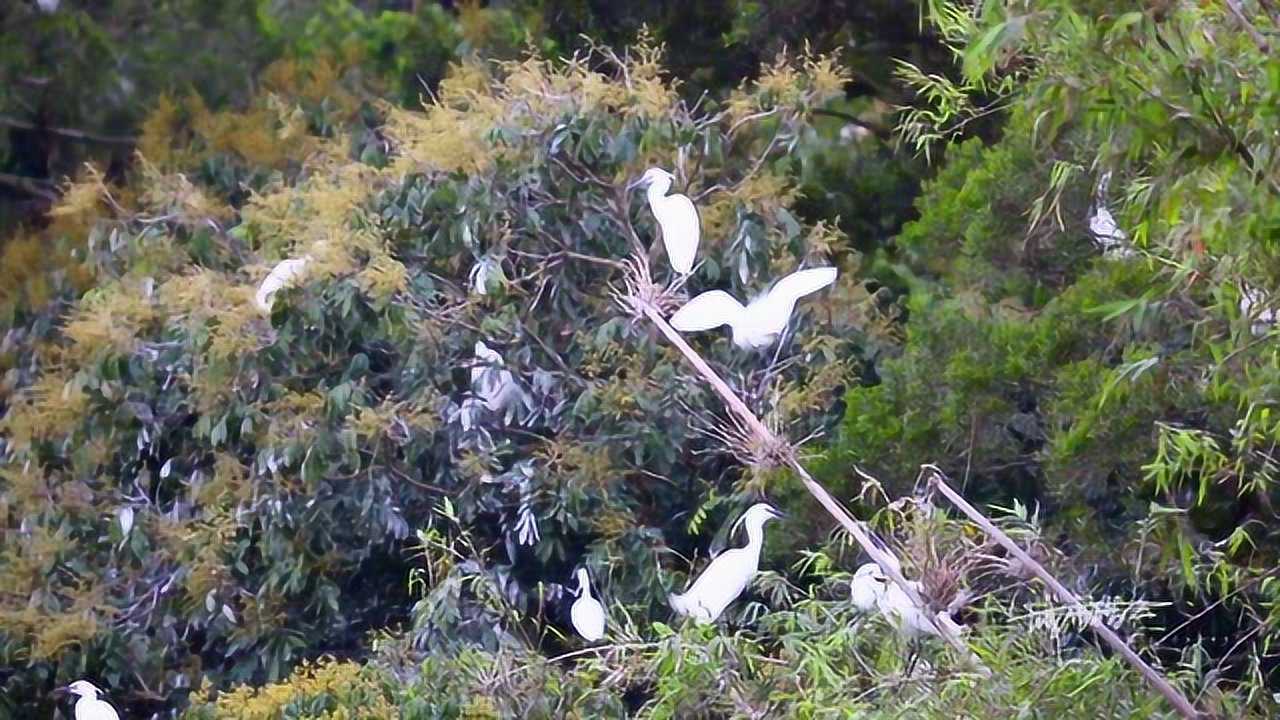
[
  {"xmin": 636, "ymin": 302, "xmax": 984, "ymax": 668},
  {"xmin": 921, "ymin": 465, "xmax": 1203, "ymax": 719},
  {"xmin": 639, "ymin": 295, "xmax": 1203, "ymax": 716}
]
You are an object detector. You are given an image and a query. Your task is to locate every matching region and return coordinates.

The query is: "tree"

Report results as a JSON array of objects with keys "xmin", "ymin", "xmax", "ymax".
[{"xmin": 0, "ymin": 35, "xmax": 854, "ymax": 715}]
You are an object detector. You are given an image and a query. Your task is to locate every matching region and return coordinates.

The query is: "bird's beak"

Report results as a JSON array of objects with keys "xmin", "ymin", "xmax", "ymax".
[
  {"xmin": 769, "ymin": 508, "xmax": 787, "ymax": 520},
  {"xmin": 625, "ymin": 176, "xmax": 646, "ymax": 191}
]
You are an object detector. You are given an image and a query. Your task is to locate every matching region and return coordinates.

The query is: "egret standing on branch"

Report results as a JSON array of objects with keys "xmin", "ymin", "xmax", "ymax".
[
  {"xmin": 630, "ymin": 167, "xmax": 700, "ymax": 274},
  {"xmin": 569, "ymin": 567, "xmax": 606, "ymax": 641},
  {"xmin": 670, "ymin": 267, "xmax": 838, "ymax": 349},
  {"xmin": 66, "ymin": 680, "xmax": 121, "ymax": 720},
  {"xmin": 669, "ymin": 503, "xmax": 783, "ymax": 623}
]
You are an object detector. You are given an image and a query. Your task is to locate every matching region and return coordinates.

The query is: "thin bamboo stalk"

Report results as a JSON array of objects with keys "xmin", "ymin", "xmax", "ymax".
[
  {"xmin": 638, "ymin": 302, "xmax": 983, "ymax": 668},
  {"xmin": 922, "ymin": 465, "xmax": 1203, "ymax": 719}
]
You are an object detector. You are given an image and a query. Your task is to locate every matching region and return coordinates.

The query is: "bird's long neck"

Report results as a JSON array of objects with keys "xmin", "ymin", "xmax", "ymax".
[
  {"xmin": 742, "ymin": 520, "xmax": 766, "ymax": 554},
  {"xmin": 646, "ymin": 180, "xmax": 670, "ymax": 204},
  {"xmin": 577, "ymin": 572, "xmax": 591, "ymax": 599}
]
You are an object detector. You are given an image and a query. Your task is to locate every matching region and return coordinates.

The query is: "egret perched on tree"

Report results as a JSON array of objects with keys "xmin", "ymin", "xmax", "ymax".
[
  {"xmin": 669, "ymin": 503, "xmax": 783, "ymax": 623},
  {"xmin": 66, "ymin": 680, "xmax": 120, "ymax": 720},
  {"xmin": 569, "ymin": 567, "xmax": 606, "ymax": 641},
  {"xmin": 670, "ymin": 267, "xmax": 837, "ymax": 349},
  {"xmin": 254, "ymin": 256, "xmax": 310, "ymax": 313},
  {"xmin": 630, "ymin": 167, "xmax": 700, "ymax": 274},
  {"xmin": 1239, "ymin": 282, "xmax": 1276, "ymax": 337},
  {"xmin": 1088, "ymin": 171, "xmax": 1134, "ymax": 258},
  {"xmin": 471, "ymin": 341, "xmax": 526, "ymax": 415},
  {"xmin": 850, "ymin": 562, "xmax": 965, "ymax": 640}
]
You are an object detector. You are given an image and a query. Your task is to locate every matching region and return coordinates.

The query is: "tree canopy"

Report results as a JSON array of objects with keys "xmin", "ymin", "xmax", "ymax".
[{"xmin": 2, "ymin": 1, "xmax": 1279, "ymax": 718}]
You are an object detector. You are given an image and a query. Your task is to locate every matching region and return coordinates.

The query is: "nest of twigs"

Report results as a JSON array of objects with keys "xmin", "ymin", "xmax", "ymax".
[
  {"xmin": 684, "ymin": 400, "xmax": 795, "ymax": 471},
  {"xmin": 609, "ymin": 253, "xmax": 686, "ymax": 320}
]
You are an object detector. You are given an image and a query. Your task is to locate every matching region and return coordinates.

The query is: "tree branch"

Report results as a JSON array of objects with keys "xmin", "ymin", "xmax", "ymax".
[
  {"xmin": 636, "ymin": 296, "xmax": 987, "ymax": 673},
  {"xmin": 922, "ymin": 465, "xmax": 1205, "ymax": 720},
  {"xmin": 810, "ymin": 108, "xmax": 892, "ymax": 141},
  {"xmin": 0, "ymin": 114, "xmax": 137, "ymax": 145},
  {"xmin": 0, "ymin": 172, "xmax": 57, "ymax": 201}
]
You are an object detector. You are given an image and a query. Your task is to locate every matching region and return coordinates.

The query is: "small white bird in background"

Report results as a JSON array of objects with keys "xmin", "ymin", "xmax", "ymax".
[
  {"xmin": 850, "ymin": 562, "xmax": 965, "ymax": 640},
  {"xmin": 1238, "ymin": 282, "xmax": 1277, "ymax": 337},
  {"xmin": 630, "ymin": 167, "xmax": 700, "ymax": 274},
  {"xmin": 67, "ymin": 680, "xmax": 121, "ymax": 720},
  {"xmin": 254, "ymin": 256, "xmax": 310, "ymax": 313},
  {"xmin": 468, "ymin": 255, "xmax": 505, "ymax": 296},
  {"xmin": 670, "ymin": 267, "xmax": 838, "ymax": 349},
  {"xmin": 569, "ymin": 567, "xmax": 606, "ymax": 641},
  {"xmin": 1088, "ymin": 171, "xmax": 1134, "ymax": 258},
  {"xmin": 669, "ymin": 503, "xmax": 784, "ymax": 623},
  {"xmin": 471, "ymin": 341, "xmax": 526, "ymax": 416},
  {"xmin": 36, "ymin": 0, "xmax": 60, "ymax": 13}
]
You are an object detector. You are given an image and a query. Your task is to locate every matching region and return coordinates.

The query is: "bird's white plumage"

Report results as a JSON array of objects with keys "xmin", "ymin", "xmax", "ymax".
[
  {"xmin": 37, "ymin": 0, "xmax": 60, "ymax": 13},
  {"xmin": 635, "ymin": 168, "xmax": 700, "ymax": 274},
  {"xmin": 255, "ymin": 257, "xmax": 310, "ymax": 313},
  {"xmin": 850, "ymin": 562, "xmax": 964, "ymax": 639},
  {"xmin": 1239, "ymin": 283, "xmax": 1276, "ymax": 337},
  {"xmin": 670, "ymin": 267, "xmax": 837, "ymax": 349},
  {"xmin": 67, "ymin": 681, "xmax": 120, "ymax": 720},
  {"xmin": 471, "ymin": 341, "xmax": 525, "ymax": 414},
  {"xmin": 1088, "ymin": 171, "xmax": 1134, "ymax": 258},
  {"xmin": 669, "ymin": 503, "xmax": 782, "ymax": 623},
  {"xmin": 469, "ymin": 256, "xmax": 504, "ymax": 296},
  {"xmin": 667, "ymin": 290, "xmax": 745, "ymax": 332},
  {"xmin": 570, "ymin": 568, "xmax": 606, "ymax": 641}
]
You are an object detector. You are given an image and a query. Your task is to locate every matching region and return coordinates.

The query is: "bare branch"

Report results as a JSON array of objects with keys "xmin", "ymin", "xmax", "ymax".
[
  {"xmin": 635, "ymin": 296, "xmax": 987, "ymax": 673},
  {"xmin": 0, "ymin": 172, "xmax": 57, "ymax": 201},
  {"xmin": 0, "ymin": 114, "xmax": 137, "ymax": 144},
  {"xmin": 922, "ymin": 464, "xmax": 1205, "ymax": 720}
]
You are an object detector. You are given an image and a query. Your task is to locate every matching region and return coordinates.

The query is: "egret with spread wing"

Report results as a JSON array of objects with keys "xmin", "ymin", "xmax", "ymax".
[{"xmin": 670, "ymin": 267, "xmax": 837, "ymax": 349}]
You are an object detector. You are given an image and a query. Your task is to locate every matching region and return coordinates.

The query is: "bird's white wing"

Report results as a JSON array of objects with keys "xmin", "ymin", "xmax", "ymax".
[
  {"xmin": 749, "ymin": 267, "xmax": 838, "ymax": 334},
  {"xmin": 85, "ymin": 699, "xmax": 122, "ymax": 720},
  {"xmin": 767, "ymin": 267, "xmax": 838, "ymax": 304},
  {"xmin": 657, "ymin": 194, "xmax": 700, "ymax": 274},
  {"xmin": 670, "ymin": 291, "xmax": 745, "ymax": 332},
  {"xmin": 676, "ymin": 548, "xmax": 754, "ymax": 622}
]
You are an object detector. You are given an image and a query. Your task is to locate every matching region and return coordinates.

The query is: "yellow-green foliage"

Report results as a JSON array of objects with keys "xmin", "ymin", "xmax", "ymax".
[
  {"xmin": 183, "ymin": 659, "xmax": 396, "ymax": 720},
  {"xmin": 137, "ymin": 58, "xmax": 358, "ymax": 172},
  {"xmin": 0, "ymin": 27, "xmax": 865, "ymax": 718}
]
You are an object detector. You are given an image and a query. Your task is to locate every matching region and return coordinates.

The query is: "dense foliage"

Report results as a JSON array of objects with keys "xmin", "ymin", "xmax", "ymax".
[{"xmin": 3, "ymin": 1, "xmax": 1280, "ymax": 718}]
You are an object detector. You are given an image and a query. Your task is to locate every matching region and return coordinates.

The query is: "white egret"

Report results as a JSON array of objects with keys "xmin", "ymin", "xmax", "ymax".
[
  {"xmin": 1239, "ymin": 283, "xmax": 1276, "ymax": 337},
  {"xmin": 669, "ymin": 267, "xmax": 837, "ymax": 349},
  {"xmin": 471, "ymin": 341, "xmax": 526, "ymax": 417},
  {"xmin": 669, "ymin": 503, "xmax": 783, "ymax": 623},
  {"xmin": 850, "ymin": 562, "xmax": 965, "ymax": 640},
  {"xmin": 468, "ymin": 255, "xmax": 504, "ymax": 296},
  {"xmin": 67, "ymin": 680, "xmax": 120, "ymax": 720},
  {"xmin": 254, "ymin": 256, "xmax": 310, "ymax": 313},
  {"xmin": 37, "ymin": 0, "xmax": 60, "ymax": 13},
  {"xmin": 569, "ymin": 567, "xmax": 606, "ymax": 641},
  {"xmin": 473, "ymin": 340, "xmax": 527, "ymax": 409},
  {"xmin": 458, "ymin": 341, "xmax": 526, "ymax": 432},
  {"xmin": 630, "ymin": 167, "xmax": 700, "ymax": 274},
  {"xmin": 1088, "ymin": 172, "xmax": 1134, "ymax": 258}
]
